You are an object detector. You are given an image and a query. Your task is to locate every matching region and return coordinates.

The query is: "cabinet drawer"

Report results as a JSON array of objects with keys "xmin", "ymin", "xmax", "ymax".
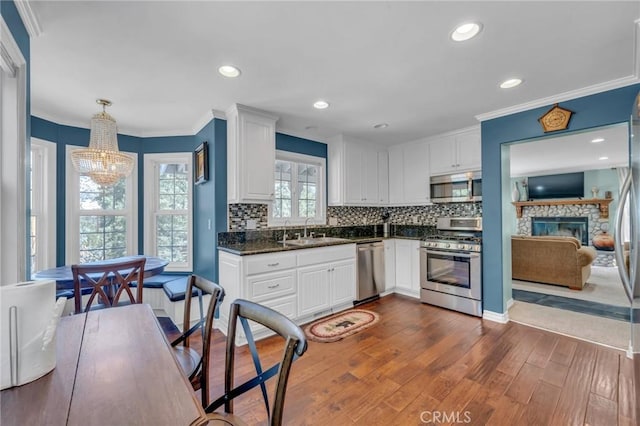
[
  {"xmin": 297, "ymin": 244, "xmax": 356, "ymax": 267},
  {"xmin": 247, "ymin": 272, "xmax": 295, "ymax": 302},
  {"xmin": 246, "ymin": 253, "xmax": 296, "ymax": 275},
  {"xmin": 244, "ymin": 295, "xmax": 297, "ymax": 335}
]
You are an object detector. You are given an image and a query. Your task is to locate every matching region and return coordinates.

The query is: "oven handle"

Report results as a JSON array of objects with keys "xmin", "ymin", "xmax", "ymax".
[{"xmin": 423, "ymin": 249, "xmax": 480, "ymax": 259}]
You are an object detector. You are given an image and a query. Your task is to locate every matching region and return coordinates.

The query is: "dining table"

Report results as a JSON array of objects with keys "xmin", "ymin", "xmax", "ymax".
[
  {"xmin": 33, "ymin": 255, "xmax": 169, "ymax": 290},
  {"xmin": 0, "ymin": 303, "xmax": 208, "ymax": 425}
]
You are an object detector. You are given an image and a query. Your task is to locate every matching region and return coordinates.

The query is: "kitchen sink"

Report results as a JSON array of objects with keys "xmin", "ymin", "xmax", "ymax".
[{"xmin": 281, "ymin": 237, "xmax": 351, "ymax": 246}]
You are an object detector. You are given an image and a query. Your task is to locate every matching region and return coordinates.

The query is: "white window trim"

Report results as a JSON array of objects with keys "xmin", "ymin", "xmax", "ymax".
[
  {"xmin": 268, "ymin": 150, "xmax": 326, "ymax": 227},
  {"xmin": 31, "ymin": 138, "xmax": 57, "ymax": 274},
  {"xmin": 65, "ymin": 145, "xmax": 138, "ymax": 264},
  {"xmin": 143, "ymin": 152, "xmax": 193, "ymax": 272}
]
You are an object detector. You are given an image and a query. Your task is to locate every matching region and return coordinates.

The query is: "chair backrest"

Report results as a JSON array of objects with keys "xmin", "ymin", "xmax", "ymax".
[
  {"xmin": 71, "ymin": 257, "xmax": 146, "ymax": 314},
  {"xmin": 205, "ymin": 299, "xmax": 308, "ymax": 426},
  {"xmin": 170, "ymin": 275, "xmax": 224, "ymax": 408}
]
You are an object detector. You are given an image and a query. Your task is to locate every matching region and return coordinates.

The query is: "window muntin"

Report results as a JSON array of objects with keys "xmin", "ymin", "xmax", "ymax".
[
  {"xmin": 30, "ymin": 139, "xmax": 56, "ymax": 276},
  {"xmin": 65, "ymin": 145, "xmax": 137, "ymax": 265},
  {"xmin": 269, "ymin": 151, "xmax": 325, "ymax": 226},
  {"xmin": 144, "ymin": 154, "xmax": 192, "ymax": 272}
]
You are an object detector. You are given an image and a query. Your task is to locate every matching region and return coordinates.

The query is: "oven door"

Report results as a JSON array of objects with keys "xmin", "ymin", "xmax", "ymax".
[{"xmin": 420, "ymin": 248, "xmax": 481, "ymax": 300}]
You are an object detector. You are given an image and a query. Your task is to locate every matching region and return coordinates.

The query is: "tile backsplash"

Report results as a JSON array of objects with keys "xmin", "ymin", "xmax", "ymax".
[{"xmin": 228, "ymin": 203, "xmax": 482, "ymax": 231}]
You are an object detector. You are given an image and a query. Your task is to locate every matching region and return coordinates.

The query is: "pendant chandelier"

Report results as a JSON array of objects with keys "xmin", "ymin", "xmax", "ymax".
[{"xmin": 70, "ymin": 99, "xmax": 134, "ymax": 187}]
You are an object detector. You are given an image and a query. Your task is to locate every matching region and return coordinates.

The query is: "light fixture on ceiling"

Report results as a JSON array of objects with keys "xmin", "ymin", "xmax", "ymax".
[
  {"xmin": 451, "ymin": 22, "xmax": 482, "ymax": 42},
  {"xmin": 373, "ymin": 123, "xmax": 389, "ymax": 129},
  {"xmin": 218, "ymin": 65, "xmax": 241, "ymax": 78},
  {"xmin": 500, "ymin": 78, "xmax": 523, "ymax": 89},
  {"xmin": 591, "ymin": 137, "xmax": 605, "ymax": 143},
  {"xmin": 70, "ymin": 99, "xmax": 134, "ymax": 187},
  {"xmin": 313, "ymin": 100, "xmax": 329, "ymax": 109},
  {"xmin": 599, "ymin": 156, "xmax": 609, "ymax": 160}
]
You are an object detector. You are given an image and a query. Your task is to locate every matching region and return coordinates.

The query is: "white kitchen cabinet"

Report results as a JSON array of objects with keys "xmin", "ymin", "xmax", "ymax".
[
  {"xmin": 394, "ymin": 239, "xmax": 420, "ymax": 296},
  {"xmin": 217, "ymin": 244, "xmax": 356, "ymax": 340},
  {"xmin": 387, "ymin": 141, "xmax": 431, "ymax": 205},
  {"xmin": 429, "ymin": 128, "xmax": 481, "ymax": 176},
  {"xmin": 328, "ymin": 135, "xmax": 387, "ymax": 206},
  {"xmin": 226, "ymin": 104, "xmax": 279, "ymax": 204},
  {"xmin": 383, "ymin": 239, "xmax": 395, "ymax": 291}
]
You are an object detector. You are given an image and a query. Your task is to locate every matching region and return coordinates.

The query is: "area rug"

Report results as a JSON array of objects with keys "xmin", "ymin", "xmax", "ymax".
[{"xmin": 304, "ymin": 309, "xmax": 380, "ymax": 343}]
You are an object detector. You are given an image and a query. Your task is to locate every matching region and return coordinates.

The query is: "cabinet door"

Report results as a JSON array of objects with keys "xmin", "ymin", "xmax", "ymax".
[
  {"xmin": 388, "ymin": 147, "xmax": 404, "ymax": 205},
  {"xmin": 241, "ymin": 115, "xmax": 275, "ymax": 201},
  {"xmin": 394, "ymin": 239, "xmax": 420, "ymax": 292},
  {"xmin": 403, "ymin": 142, "xmax": 430, "ymax": 204},
  {"xmin": 344, "ymin": 143, "xmax": 363, "ymax": 204},
  {"xmin": 383, "ymin": 239, "xmax": 395, "ymax": 291},
  {"xmin": 377, "ymin": 151, "xmax": 389, "ymax": 204},
  {"xmin": 297, "ymin": 265, "xmax": 331, "ymax": 317},
  {"xmin": 455, "ymin": 130, "xmax": 481, "ymax": 172},
  {"xmin": 330, "ymin": 259, "xmax": 356, "ymax": 306},
  {"xmin": 361, "ymin": 149, "xmax": 379, "ymax": 205},
  {"xmin": 429, "ymin": 135, "xmax": 456, "ymax": 176}
]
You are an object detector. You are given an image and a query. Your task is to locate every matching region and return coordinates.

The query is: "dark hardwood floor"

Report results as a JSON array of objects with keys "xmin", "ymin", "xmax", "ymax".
[{"xmin": 165, "ymin": 294, "xmax": 637, "ymax": 425}]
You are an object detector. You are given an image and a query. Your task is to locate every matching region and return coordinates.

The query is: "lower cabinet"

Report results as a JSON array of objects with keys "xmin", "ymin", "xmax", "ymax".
[
  {"xmin": 217, "ymin": 244, "xmax": 357, "ymax": 340},
  {"xmin": 394, "ymin": 239, "xmax": 420, "ymax": 296}
]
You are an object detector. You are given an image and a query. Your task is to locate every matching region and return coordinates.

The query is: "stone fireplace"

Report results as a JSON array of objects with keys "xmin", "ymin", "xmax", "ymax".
[{"xmin": 531, "ymin": 216, "xmax": 588, "ymax": 246}]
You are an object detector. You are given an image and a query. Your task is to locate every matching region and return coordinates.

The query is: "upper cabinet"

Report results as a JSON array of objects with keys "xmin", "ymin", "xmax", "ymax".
[
  {"xmin": 429, "ymin": 127, "xmax": 481, "ymax": 176},
  {"xmin": 226, "ymin": 104, "xmax": 279, "ymax": 204},
  {"xmin": 388, "ymin": 140, "xmax": 430, "ymax": 205},
  {"xmin": 328, "ymin": 135, "xmax": 388, "ymax": 206}
]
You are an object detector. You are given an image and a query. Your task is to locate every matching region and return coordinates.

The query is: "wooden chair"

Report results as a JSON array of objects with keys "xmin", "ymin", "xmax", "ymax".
[
  {"xmin": 205, "ymin": 299, "xmax": 308, "ymax": 426},
  {"xmin": 71, "ymin": 257, "xmax": 146, "ymax": 314},
  {"xmin": 170, "ymin": 275, "xmax": 225, "ymax": 408}
]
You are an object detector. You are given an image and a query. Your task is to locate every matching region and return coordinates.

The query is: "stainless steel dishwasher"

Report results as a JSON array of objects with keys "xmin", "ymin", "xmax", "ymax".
[{"xmin": 355, "ymin": 241, "xmax": 385, "ymax": 305}]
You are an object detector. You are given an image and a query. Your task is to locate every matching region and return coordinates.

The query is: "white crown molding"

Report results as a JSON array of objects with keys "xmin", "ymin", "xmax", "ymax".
[
  {"xmin": 482, "ymin": 309, "xmax": 509, "ymax": 324},
  {"xmin": 14, "ymin": 0, "xmax": 42, "ymax": 38},
  {"xmin": 1, "ymin": 16, "xmax": 26, "ymax": 69},
  {"xmin": 477, "ymin": 20, "xmax": 640, "ymax": 123},
  {"xmin": 475, "ymin": 75, "xmax": 640, "ymax": 123}
]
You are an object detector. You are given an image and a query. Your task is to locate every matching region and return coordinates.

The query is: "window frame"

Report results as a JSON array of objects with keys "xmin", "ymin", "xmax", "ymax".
[
  {"xmin": 268, "ymin": 150, "xmax": 326, "ymax": 227},
  {"xmin": 143, "ymin": 152, "xmax": 193, "ymax": 272},
  {"xmin": 30, "ymin": 138, "xmax": 57, "ymax": 276},
  {"xmin": 65, "ymin": 145, "xmax": 138, "ymax": 264}
]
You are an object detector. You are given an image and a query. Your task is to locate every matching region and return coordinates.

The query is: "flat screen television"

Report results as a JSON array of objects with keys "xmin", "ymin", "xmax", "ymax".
[{"xmin": 527, "ymin": 172, "xmax": 584, "ymax": 200}]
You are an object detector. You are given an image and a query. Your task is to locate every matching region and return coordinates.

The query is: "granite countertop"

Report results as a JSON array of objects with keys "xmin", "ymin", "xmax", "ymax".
[{"xmin": 217, "ymin": 233, "xmax": 424, "ymax": 256}]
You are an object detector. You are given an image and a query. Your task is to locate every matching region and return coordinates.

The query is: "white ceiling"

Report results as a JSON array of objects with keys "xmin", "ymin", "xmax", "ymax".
[
  {"xmin": 509, "ymin": 124, "xmax": 629, "ymax": 177},
  {"xmin": 29, "ymin": 1, "xmax": 640, "ymax": 145}
]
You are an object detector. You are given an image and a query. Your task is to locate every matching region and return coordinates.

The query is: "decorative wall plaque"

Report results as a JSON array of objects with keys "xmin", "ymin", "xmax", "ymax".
[{"xmin": 538, "ymin": 103, "xmax": 573, "ymax": 132}]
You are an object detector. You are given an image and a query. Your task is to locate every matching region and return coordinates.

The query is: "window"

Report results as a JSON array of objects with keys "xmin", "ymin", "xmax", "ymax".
[
  {"xmin": 66, "ymin": 146, "xmax": 137, "ymax": 264},
  {"xmin": 30, "ymin": 139, "xmax": 56, "ymax": 276},
  {"xmin": 269, "ymin": 151, "xmax": 326, "ymax": 226},
  {"xmin": 144, "ymin": 153, "xmax": 192, "ymax": 272}
]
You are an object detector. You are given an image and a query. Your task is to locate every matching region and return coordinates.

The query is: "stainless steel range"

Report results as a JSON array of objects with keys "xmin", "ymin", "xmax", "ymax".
[{"xmin": 420, "ymin": 217, "xmax": 482, "ymax": 317}]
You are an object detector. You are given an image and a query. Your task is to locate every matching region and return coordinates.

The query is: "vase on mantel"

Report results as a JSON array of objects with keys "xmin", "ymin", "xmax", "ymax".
[{"xmin": 511, "ymin": 182, "xmax": 521, "ymax": 202}]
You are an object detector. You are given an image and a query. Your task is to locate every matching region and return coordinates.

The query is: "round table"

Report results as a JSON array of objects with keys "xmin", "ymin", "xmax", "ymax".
[{"xmin": 33, "ymin": 256, "xmax": 169, "ymax": 289}]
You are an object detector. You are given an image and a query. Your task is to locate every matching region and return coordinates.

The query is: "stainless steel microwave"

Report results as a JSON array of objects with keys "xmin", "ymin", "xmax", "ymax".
[{"xmin": 430, "ymin": 171, "xmax": 482, "ymax": 203}]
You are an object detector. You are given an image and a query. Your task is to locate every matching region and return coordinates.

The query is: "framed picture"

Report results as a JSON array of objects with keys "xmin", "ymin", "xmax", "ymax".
[{"xmin": 194, "ymin": 141, "xmax": 209, "ymax": 185}]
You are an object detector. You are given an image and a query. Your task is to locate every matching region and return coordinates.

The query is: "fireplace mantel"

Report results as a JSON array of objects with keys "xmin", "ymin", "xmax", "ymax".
[{"xmin": 512, "ymin": 198, "xmax": 613, "ymax": 219}]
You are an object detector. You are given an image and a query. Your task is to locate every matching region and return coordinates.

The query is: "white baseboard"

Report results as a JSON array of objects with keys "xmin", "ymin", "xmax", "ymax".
[
  {"xmin": 483, "ymin": 309, "xmax": 509, "ymax": 323},
  {"xmin": 506, "ymin": 298, "xmax": 514, "ymax": 309}
]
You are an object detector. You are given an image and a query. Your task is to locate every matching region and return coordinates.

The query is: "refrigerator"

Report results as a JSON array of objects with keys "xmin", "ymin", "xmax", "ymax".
[{"xmin": 615, "ymin": 91, "xmax": 640, "ymax": 410}]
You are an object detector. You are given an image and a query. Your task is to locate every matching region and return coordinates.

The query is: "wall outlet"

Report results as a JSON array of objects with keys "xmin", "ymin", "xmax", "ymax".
[
  {"xmin": 246, "ymin": 219, "xmax": 257, "ymax": 230},
  {"xmin": 329, "ymin": 217, "xmax": 338, "ymax": 226}
]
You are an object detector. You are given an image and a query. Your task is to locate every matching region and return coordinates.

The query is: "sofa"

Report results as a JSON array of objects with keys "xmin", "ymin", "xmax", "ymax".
[{"xmin": 511, "ymin": 235, "xmax": 597, "ymax": 290}]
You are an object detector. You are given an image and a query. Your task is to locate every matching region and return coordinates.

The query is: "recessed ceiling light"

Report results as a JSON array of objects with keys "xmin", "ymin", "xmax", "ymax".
[
  {"xmin": 374, "ymin": 123, "xmax": 389, "ymax": 129},
  {"xmin": 591, "ymin": 137, "xmax": 605, "ymax": 143},
  {"xmin": 451, "ymin": 22, "xmax": 482, "ymax": 42},
  {"xmin": 313, "ymin": 100, "xmax": 329, "ymax": 109},
  {"xmin": 218, "ymin": 65, "xmax": 241, "ymax": 78},
  {"xmin": 599, "ymin": 156, "xmax": 609, "ymax": 160},
  {"xmin": 500, "ymin": 78, "xmax": 523, "ymax": 89}
]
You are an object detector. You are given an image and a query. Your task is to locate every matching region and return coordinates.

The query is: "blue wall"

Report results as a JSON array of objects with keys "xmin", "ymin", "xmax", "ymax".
[
  {"xmin": 276, "ymin": 133, "xmax": 327, "ymax": 158},
  {"xmin": 481, "ymin": 83, "xmax": 640, "ymax": 313},
  {"xmin": 2, "ymin": 0, "xmax": 31, "ymax": 278}
]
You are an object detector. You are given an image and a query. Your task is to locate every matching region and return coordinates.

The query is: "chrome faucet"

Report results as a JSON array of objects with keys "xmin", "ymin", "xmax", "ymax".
[
  {"xmin": 303, "ymin": 218, "xmax": 313, "ymax": 238},
  {"xmin": 281, "ymin": 220, "xmax": 290, "ymax": 243}
]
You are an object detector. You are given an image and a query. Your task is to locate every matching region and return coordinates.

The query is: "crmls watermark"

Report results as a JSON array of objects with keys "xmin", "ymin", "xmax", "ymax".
[{"xmin": 420, "ymin": 411, "xmax": 472, "ymax": 424}]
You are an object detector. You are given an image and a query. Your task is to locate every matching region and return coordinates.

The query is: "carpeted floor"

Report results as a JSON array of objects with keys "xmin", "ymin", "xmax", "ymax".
[
  {"xmin": 508, "ymin": 300, "xmax": 630, "ymax": 351},
  {"xmin": 512, "ymin": 265, "xmax": 629, "ymax": 307}
]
